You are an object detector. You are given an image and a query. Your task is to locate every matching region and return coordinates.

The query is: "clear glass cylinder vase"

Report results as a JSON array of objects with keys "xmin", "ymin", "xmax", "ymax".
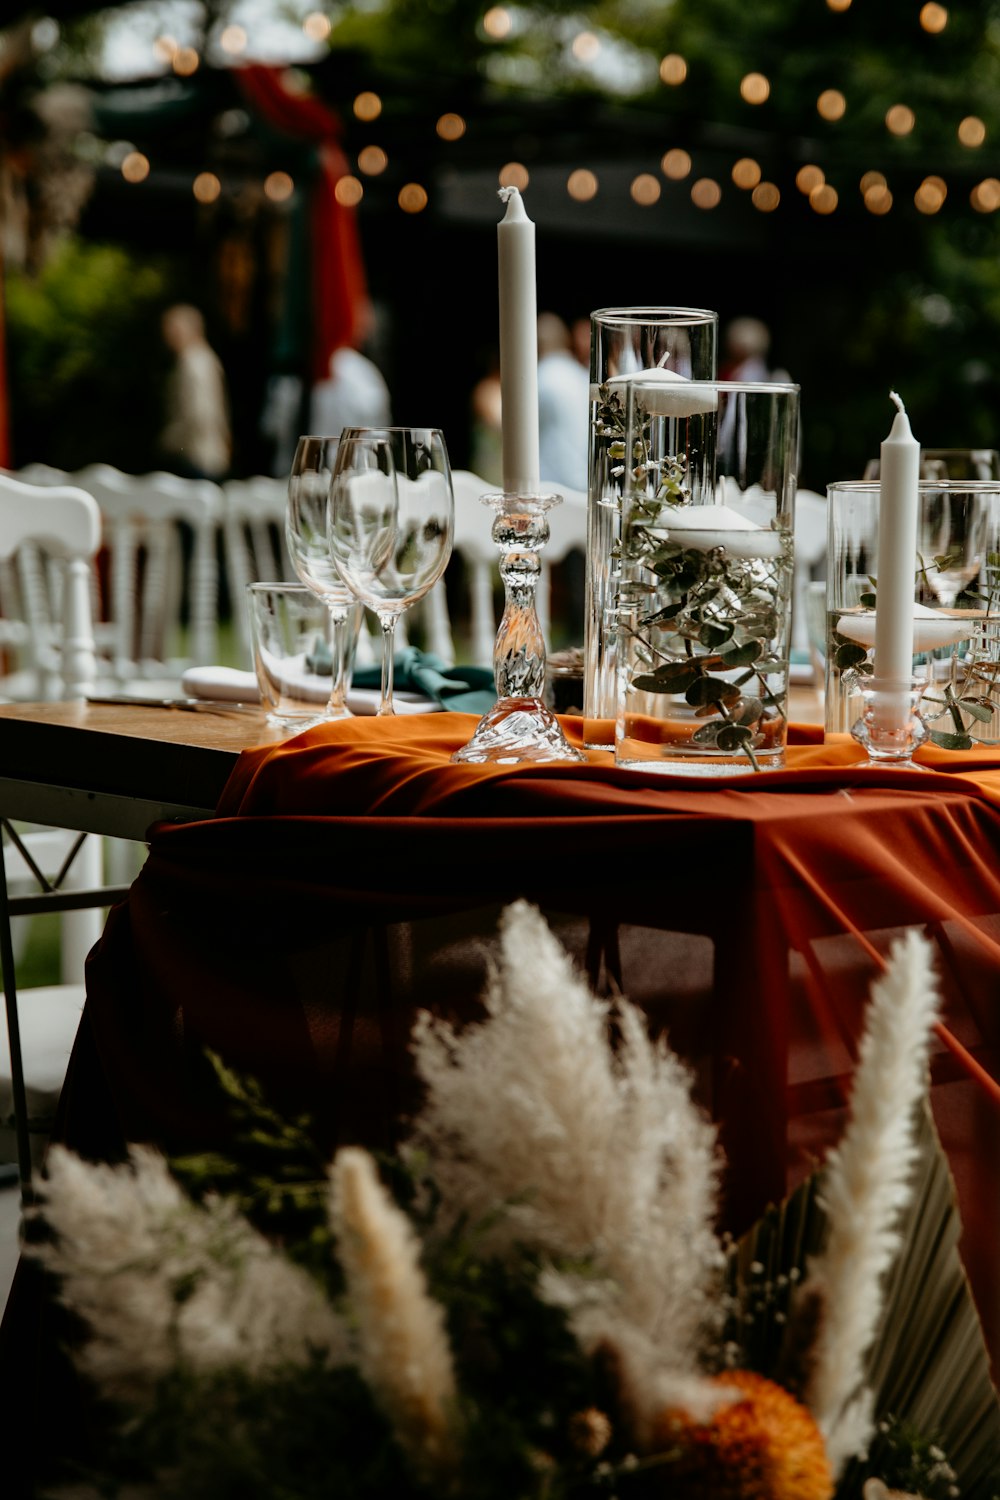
[
  {"xmin": 584, "ymin": 307, "xmax": 718, "ymax": 749},
  {"xmin": 615, "ymin": 379, "xmax": 799, "ymax": 775}
]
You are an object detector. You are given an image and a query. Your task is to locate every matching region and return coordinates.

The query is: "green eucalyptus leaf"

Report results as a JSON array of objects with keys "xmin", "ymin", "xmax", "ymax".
[
  {"xmin": 958, "ymin": 699, "xmax": 994, "ymax": 723},
  {"xmin": 717, "ymin": 723, "xmax": 755, "ymax": 751},
  {"xmin": 700, "ymin": 622, "xmax": 734, "ymax": 649},
  {"xmin": 686, "ymin": 676, "xmax": 742, "ymax": 707},
  {"xmin": 859, "ymin": 592, "xmax": 878, "ymax": 608},
  {"xmin": 719, "ymin": 639, "xmax": 762, "ymax": 667},
  {"xmin": 736, "ymin": 696, "xmax": 764, "ymax": 725},
  {"xmin": 835, "ymin": 642, "xmax": 869, "ymax": 669},
  {"xmin": 929, "ymin": 730, "xmax": 975, "ymax": 751},
  {"xmin": 692, "ymin": 722, "xmax": 723, "ymax": 744}
]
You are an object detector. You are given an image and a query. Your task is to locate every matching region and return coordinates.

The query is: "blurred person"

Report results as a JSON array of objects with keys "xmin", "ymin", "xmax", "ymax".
[
  {"xmin": 570, "ymin": 314, "xmax": 591, "ymax": 370},
  {"xmin": 720, "ymin": 315, "xmax": 790, "ymax": 383},
  {"xmin": 537, "ymin": 310, "xmax": 589, "ymax": 493},
  {"xmin": 159, "ymin": 303, "xmax": 231, "ymax": 481},
  {"xmin": 469, "ymin": 350, "xmax": 503, "ymax": 486},
  {"xmin": 308, "ymin": 306, "xmax": 392, "ymax": 441}
]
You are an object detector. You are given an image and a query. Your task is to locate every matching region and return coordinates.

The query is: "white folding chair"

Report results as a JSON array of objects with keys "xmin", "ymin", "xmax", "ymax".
[
  {"xmin": 0, "ymin": 475, "xmax": 129, "ymax": 1191},
  {"xmin": 221, "ymin": 476, "xmax": 294, "ymax": 659},
  {"xmin": 74, "ymin": 463, "xmax": 223, "ymax": 694}
]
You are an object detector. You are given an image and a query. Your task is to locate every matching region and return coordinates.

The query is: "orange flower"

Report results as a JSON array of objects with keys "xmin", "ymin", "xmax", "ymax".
[{"xmin": 645, "ymin": 1369, "xmax": 834, "ymax": 1500}]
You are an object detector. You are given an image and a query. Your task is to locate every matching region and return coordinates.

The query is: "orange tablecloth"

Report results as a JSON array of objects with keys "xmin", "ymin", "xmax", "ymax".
[{"xmin": 3, "ymin": 712, "xmax": 998, "ymax": 1488}]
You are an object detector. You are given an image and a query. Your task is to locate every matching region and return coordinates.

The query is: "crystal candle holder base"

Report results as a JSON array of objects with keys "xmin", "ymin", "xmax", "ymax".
[
  {"xmin": 452, "ymin": 491, "xmax": 585, "ymax": 767},
  {"xmin": 850, "ymin": 676, "xmax": 929, "ymax": 770}
]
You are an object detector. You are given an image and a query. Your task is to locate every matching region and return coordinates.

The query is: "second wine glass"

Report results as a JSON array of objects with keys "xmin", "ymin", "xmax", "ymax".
[
  {"xmin": 328, "ymin": 426, "xmax": 454, "ymax": 715},
  {"xmin": 286, "ymin": 435, "xmax": 364, "ymax": 721}
]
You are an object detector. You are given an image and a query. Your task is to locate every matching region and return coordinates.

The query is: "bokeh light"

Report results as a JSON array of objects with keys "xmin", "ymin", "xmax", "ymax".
[
  {"xmin": 923, "ymin": 174, "xmax": 947, "ymax": 200},
  {"xmin": 826, "ymin": 0, "xmax": 852, "ymax": 10},
  {"xmin": 661, "ymin": 148, "xmax": 692, "ymax": 179},
  {"xmin": 572, "ymin": 32, "xmax": 600, "ymax": 62},
  {"xmin": 398, "ymin": 183, "xmax": 428, "ymax": 213},
  {"xmin": 740, "ymin": 73, "xmax": 770, "ymax": 105},
  {"xmin": 817, "ymin": 89, "xmax": 846, "ymax": 121},
  {"xmin": 630, "ymin": 173, "xmax": 661, "ymax": 205},
  {"xmin": 920, "ymin": 3, "xmax": 948, "ymax": 32},
  {"xmin": 302, "ymin": 13, "xmax": 331, "ymax": 41},
  {"xmin": 334, "ymin": 176, "xmax": 364, "ymax": 207},
  {"xmin": 219, "ymin": 25, "xmax": 246, "ymax": 54},
  {"xmin": 810, "ymin": 183, "xmax": 838, "ymax": 214},
  {"xmin": 172, "ymin": 46, "xmax": 199, "ymax": 76},
  {"xmin": 886, "ymin": 104, "xmax": 916, "ymax": 135},
  {"xmin": 972, "ymin": 178, "xmax": 1000, "ymax": 212},
  {"xmin": 567, "ymin": 168, "xmax": 599, "ymax": 201},
  {"xmin": 153, "ymin": 34, "xmax": 177, "ymax": 63},
  {"xmin": 915, "ymin": 181, "xmax": 945, "ymax": 214},
  {"xmin": 691, "ymin": 177, "xmax": 722, "ymax": 209},
  {"xmin": 193, "ymin": 171, "xmax": 221, "ymax": 203},
  {"xmin": 860, "ymin": 169, "xmax": 887, "ymax": 193},
  {"xmin": 358, "ymin": 146, "xmax": 388, "ymax": 175},
  {"xmin": 732, "ymin": 158, "xmax": 761, "ymax": 189},
  {"xmin": 121, "ymin": 152, "xmax": 149, "ymax": 184},
  {"xmin": 499, "ymin": 162, "xmax": 529, "ymax": 190},
  {"xmin": 483, "ymin": 7, "xmax": 512, "ymax": 39},
  {"xmin": 353, "ymin": 92, "xmax": 382, "ymax": 122},
  {"xmin": 752, "ymin": 182, "xmax": 780, "ymax": 212},
  {"xmin": 436, "ymin": 113, "xmax": 466, "ymax": 141},
  {"xmin": 864, "ymin": 184, "xmax": 893, "ymax": 214},
  {"xmin": 264, "ymin": 171, "xmax": 294, "ymax": 202},
  {"xmin": 659, "ymin": 54, "xmax": 687, "ymax": 85},
  {"xmin": 796, "ymin": 164, "xmax": 825, "ymax": 194},
  {"xmin": 958, "ymin": 116, "xmax": 987, "ymax": 147}
]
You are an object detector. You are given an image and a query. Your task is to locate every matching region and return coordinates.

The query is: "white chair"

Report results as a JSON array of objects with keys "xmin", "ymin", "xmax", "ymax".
[
  {"xmin": 450, "ymin": 470, "xmax": 587, "ymax": 665},
  {"xmin": 793, "ymin": 489, "xmax": 828, "ymax": 655},
  {"xmin": 221, "ymin": 475, "xmax": 295, "ymax": 659},
  {"xmin": 74, "ymin": 463, "xmax": 223, "ymax": 694},
  {"xmin": 0, "ymin": 474, "xmax": 120, "ymax": 1186}
]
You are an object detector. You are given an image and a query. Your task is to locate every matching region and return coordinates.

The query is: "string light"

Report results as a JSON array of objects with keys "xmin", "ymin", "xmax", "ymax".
[
  {"xmin": 499, "ymin": 162, "xmax": 529, "ymax": 190},
  {"xmin": 826, "ymin": 0, "xmax": 852, "ymax": 10},
  {"xmin": 172, "ymin": 46, "xmax": 199, "ymax": 76},
  {"xmin": 752, "ymin": 181, "xmax": 780, "ymax": 211},
  {"xmin": 796, "ymin": 164, "xmax": 825, "ymax": 194},
  {"xmin": 483, "ymin": 7, "xmax": 512, "ymax": 39},
  {"xmin": 358, "ymin": 146, "xmax": 388, "ymax": 175},
  {"xmin": 740, "ymin": 73, "xmax": 770, "ymax": 105},
  {"xmin": 691, "ymin": 177, "xmax": 722, "ymax": 208},
  {"xmin": 436, "ymin": 113, "xmax": 466, "ymax": 141},
  {"xmin": 219, "ymin": 25, "xmax": 246, "ymax": 54},
  {"xmin": 353, "ymin": 92, "xmax": 382, "ymax": 122},
  {"xmin": 398, "ymin": 182, "xmax": 428, "ymax": 213},
  {"xmin": 567, "ymin": 168, "xmax": 599, "ymax": 201},
  {"xmin": 153, "ymin": 35, "xmax": 177, "ymax": 63},
  {"xmin": 971, "ymin": 178, "xmax": 1000, "ymax": 212},
  {"xmin": 630, "ymin": 173, "xmax": 661, "ymax": 205},
  {"xmin": 923, "ymin": 174, "xmax": 947, "ymax": 200},
  {"xmin": 264, "ymin": 171, "xmax": 294, "ymax": 202},
  {"xmin": 914, "ymin": 180, "xmax": 945, "ymax": 213},
  {"xmin": 958, "ymin": 116, "xmax": 987, "ymax": 147},
  {"xmin": 919, "ymin": 3, "xmax": 948, "ymax": 32},
  {"xmin": 886, "ymin": 104, "xmax": 916, "ymax": 135},
  {"xmin": 121, "ymin": 152, "xmax": 149, "ymax": 183},
  {"xmin": 302, "ymin": 12, "xmax": 331, "ymax": 41},
  {"xmin": 860, "ymin": 170, "xmax": 887, "ymax": 193},
  {"xmin": 809, "ymin": 182, "xmax": 838, "ymax": 214},
  {"xmin": 334, "ymin": 175, "xmax": 364, "ymax": 206},
  {"xmin": 659, "ymin": 54, "xmax": 687, "ymax": 85},
  {"xmin": 732, "ymin": 158, "xmax": 761, "ymax": 189},
  {"xmin": 661, "ymin": 148, "xmax": 692, "ymax": 179},
  {"xmin": 817, "ymin": 89, "xmax": 846, "ymax": 121},
  {"xmin": 864, "ymin": 183, "xmax": 893, "ymax": 214},
  {"xmin": 572, "ymin": 32, "xmax": 600, "ymax": 62},
  {"xmin": 193, "ymin": 171, "xmax": 220, "ymax": 203}
]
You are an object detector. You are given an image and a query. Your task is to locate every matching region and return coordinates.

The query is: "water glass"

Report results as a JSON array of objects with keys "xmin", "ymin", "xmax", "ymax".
[{"xmin": 246, "ymin": 582, "xmax": 332, "ymax": 731}]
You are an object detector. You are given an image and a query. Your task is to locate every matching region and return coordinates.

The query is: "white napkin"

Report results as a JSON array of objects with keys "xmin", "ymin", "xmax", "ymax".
[{"xmin": 181, "ymin": 666, "xmax": 440, "ymax": 716}]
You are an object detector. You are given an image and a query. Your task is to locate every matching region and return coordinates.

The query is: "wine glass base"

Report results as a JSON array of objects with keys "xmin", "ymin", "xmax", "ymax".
[{"xmin": 451, "ymin": 697, "xmax": 586, "ymax": 765}]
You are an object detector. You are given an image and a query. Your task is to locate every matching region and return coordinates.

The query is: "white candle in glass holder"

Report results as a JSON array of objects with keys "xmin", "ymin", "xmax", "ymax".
[
  {"xmin": 497, "ymin": 186, "xmax": 540, "ymax": 496},
  {"xmin": 874, "ymin": 391, "xmax": 921, "ymax": 684}
]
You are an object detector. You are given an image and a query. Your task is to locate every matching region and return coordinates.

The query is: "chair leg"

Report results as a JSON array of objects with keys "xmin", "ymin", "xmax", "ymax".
[{"xmin": 0, "ymin": 838, "xmax": 34, "ymax": 1200}]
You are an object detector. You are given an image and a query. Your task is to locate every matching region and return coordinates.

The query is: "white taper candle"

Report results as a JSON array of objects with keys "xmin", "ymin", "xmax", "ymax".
[
  {"xmin": 873, "ymin": 391, "xmax": 921, "ymax": 684},
  {"xmin": 497, "ymin": 186, "xmax": 541, "ymax": 495}
]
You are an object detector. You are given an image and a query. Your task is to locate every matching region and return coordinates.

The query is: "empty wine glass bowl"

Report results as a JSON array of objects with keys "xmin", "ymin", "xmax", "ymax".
[
  {"xmin": 287, "ymin": 435, "xmax": 365, "ymax": 720},
  {"xmin": 917, "ymin": 489, "xmax": 988, "ymax": 608},
  {"xmin": 329, "ymin": 426, "xmax": 454, "ymax": 715}
]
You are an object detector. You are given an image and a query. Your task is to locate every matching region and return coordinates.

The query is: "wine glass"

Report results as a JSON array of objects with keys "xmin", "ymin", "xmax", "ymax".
[
  {"xmin": 916, "ymin": 486, "xmax": 989, "ymax": 608},
  {"xmin": 328, "ymin": 426, "xmax": 454, "ymax": 715},
  {"xmin": 286, "ymin": 435, "xmax": 364, "ymax": 721}
]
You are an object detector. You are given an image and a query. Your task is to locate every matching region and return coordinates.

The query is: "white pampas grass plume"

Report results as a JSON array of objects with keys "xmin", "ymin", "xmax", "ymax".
[
  {"xmin": 802, "ymin": 928, "xmax": 942, "ymax": 1475},
  {"xmin": 328, "ymin": 1146, "xmax": 457, "ymax": 1476},
  {"xmin": 31, "ymin": 1144, "xmax": 348, "ymax": 1401},
  {"xmin": 408, "ymin": 899, "xmax": 726, "ymax": 1434}
]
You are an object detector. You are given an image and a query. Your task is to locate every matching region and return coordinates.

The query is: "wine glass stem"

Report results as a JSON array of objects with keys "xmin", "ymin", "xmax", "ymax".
[
  {"xmin": 326, "ymin": 604, "xmax": 354, "ymax": 718},
  {"xmin": 378, "ymin": 612, "xmax": 397, "ymax": 716}
]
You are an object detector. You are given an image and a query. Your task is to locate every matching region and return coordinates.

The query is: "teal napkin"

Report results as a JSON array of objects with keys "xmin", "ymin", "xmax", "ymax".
[{"xmin": 353, "ymin": 647, "xmax": 496, "ymax": 716}]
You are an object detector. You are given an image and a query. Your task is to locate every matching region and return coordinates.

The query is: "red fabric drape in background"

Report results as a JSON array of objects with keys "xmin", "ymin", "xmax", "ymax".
[{"xmin": 234, "ymin": 63, "xmax": 369, "ymax": 382}]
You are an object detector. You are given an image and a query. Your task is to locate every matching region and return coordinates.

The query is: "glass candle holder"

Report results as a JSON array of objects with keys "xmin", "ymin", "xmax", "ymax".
[
  {"xmin": 584, "ymin": 307, "xmax": 718, "ymax": 749},
  {"xmin": 615, "ymin": 379, "xmax": 799, "ymax": 776},
  {"xmin": 825, "ymin": 479, "xmax": 1000, "ymax": 745},
  {"xmin": 851, "ymin": 676, "xmax": 928, "ymax": 768}
]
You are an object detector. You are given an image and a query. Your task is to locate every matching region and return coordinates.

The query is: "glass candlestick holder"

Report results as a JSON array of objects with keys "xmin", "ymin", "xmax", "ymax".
[
  {"xmin": 452, "ymin": 492, "xmax": 586, "ymax": 765},
  {"xmin": 850, "ymin": 676, "xmax": 929, "ymax": 769}
]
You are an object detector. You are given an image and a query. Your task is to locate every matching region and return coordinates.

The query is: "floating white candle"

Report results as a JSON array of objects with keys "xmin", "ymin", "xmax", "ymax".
[
  {"xmin": 595, "ymin": 366, "xmax": 719, "ymax": 418},
  {"xmin": 836, "ymin": 602, "xmax": 974, "ymax": 653},
  {"xmin": 496, "ymin": 186, "xmax": 540, "ymax": 496},
  {"xmin": 657, "ymin": 502, "xmax": 783, "ymax": 557}
]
